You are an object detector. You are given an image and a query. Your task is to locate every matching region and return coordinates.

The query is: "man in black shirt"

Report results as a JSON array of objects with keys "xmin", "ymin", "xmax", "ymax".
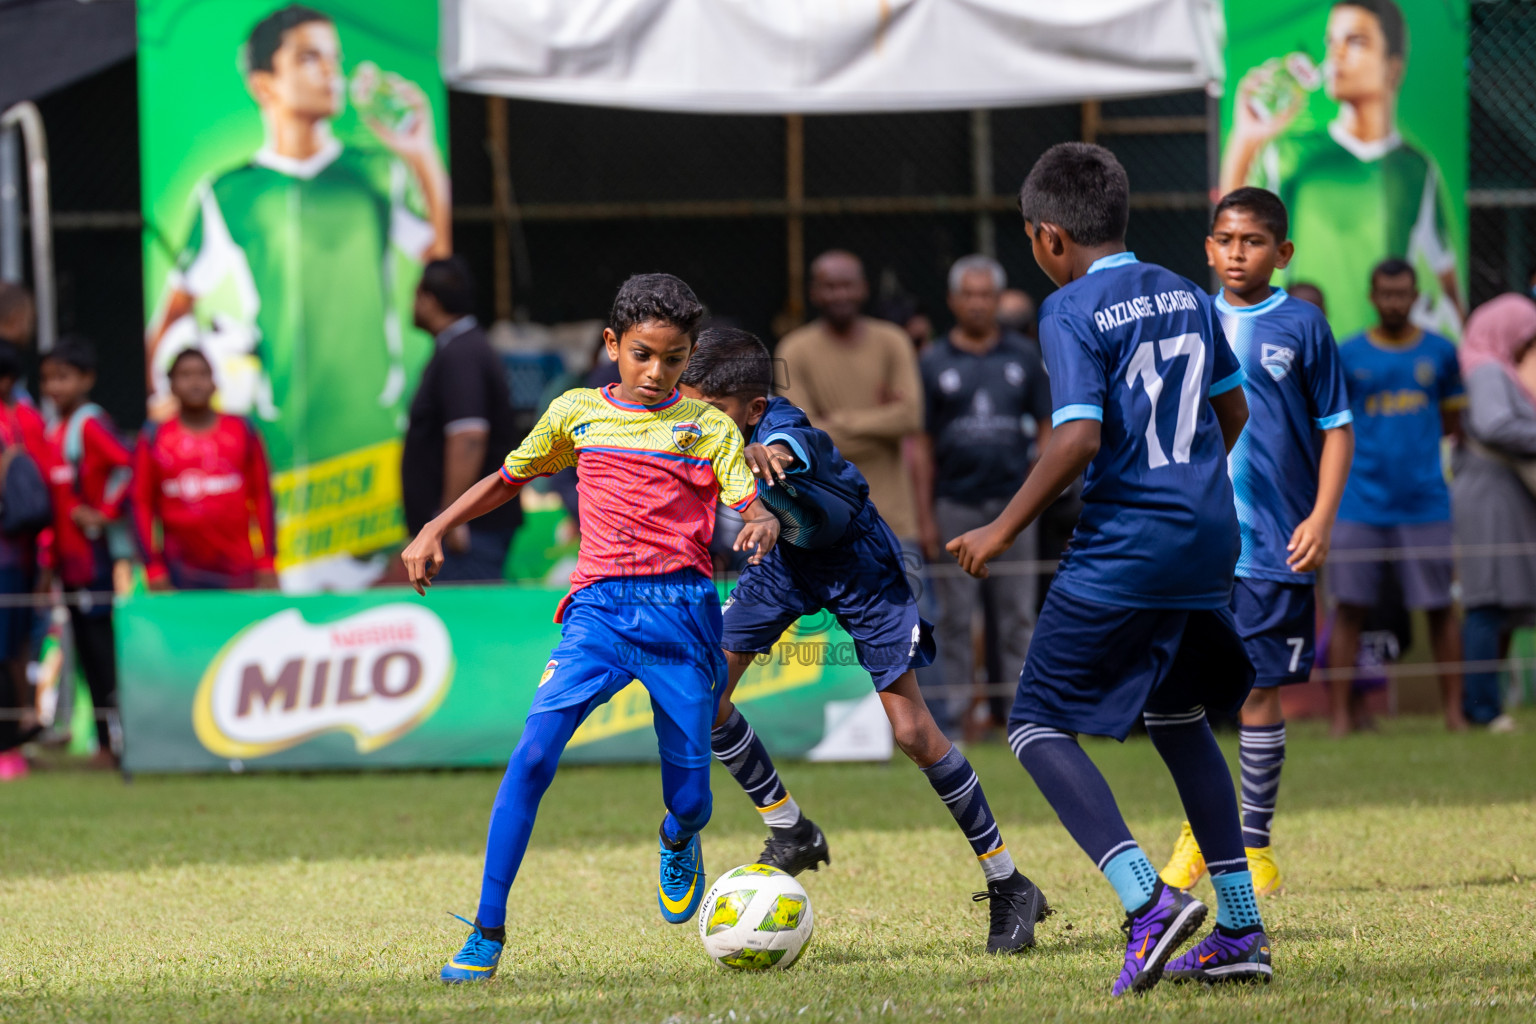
[
  {"xmin": 402, "ymin": 257, "xmax": 521, "ymax": 582},
  {"xmin": 914, "ymin": 256, "xmax": 1052, "ymax": 734}
]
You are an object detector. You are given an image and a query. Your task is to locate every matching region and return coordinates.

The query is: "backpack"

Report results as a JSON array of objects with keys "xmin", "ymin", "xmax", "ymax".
[
  {"xmin": 64, "ymin": 403, "xmax": 137, "ymax": 561},
  {"xmin": 0, "ymin": 427, "xmax": 52, "ymax": 537}
]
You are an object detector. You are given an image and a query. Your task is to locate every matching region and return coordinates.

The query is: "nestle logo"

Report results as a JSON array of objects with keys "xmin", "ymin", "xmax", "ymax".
[{"xmin": 329, "ymin": 623, "xmax": 417, "ymax": 648}]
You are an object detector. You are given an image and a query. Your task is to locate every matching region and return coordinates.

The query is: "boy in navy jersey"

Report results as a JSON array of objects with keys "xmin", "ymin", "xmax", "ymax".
[
  {"xmin": 1160, "ymin": 189, "xmax": 1354, "ymax": 901},
  {"xmin": 949, "ymin": 143, "xmax": 1267, "ymax": 994},
  {"xmin": 678, "ymin": 327, "xmax": 1050, "ymax": 955}
]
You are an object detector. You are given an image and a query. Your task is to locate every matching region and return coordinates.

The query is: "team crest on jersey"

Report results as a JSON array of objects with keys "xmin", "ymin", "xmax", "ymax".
[
  {"xmin": 1004, "ymin": 362, "xmax": 1025, "ymax": 386},
  {"xmin": 938, "ymin": 368, "xmax": 962, "ymax": 393},
  {"xmin": 1415, "ymin": 359, "xmax": 1436, "ymax": 387},
  {"xmin": 672, "ymin": 421, "xmax": 703, "ymax": 451},
  {"xmin": 539, "ymin": 660, "xmax": 558, "ymax": 686},
  {"xmin": 1260, "ymin": 344, "xmax": 1296, "ymax": 381}
]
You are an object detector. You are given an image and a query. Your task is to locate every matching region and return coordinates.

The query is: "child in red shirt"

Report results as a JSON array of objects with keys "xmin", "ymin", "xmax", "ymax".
[
  {"xmin": 133, "ymin": 349, "xmax": 277, "ymax": 590},
  {"xmin": 40, "ymin": 337, "xmax": 132, "ymax": 765}
]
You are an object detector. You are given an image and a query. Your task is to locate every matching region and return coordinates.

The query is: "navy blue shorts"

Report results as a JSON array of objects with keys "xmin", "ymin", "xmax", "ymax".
[
  {"xmin": 1232, "ymin": 577, "xmax": 1316, "ymax": 688},
  {"xmin": 721, "ymin": 519, "xmax": 935, "ymax": 690},
  {"xmin": 1010, "ymin": 586, "xmax": 1254, "ymax": 741},
  {"xmin": 532, "ymin": 571, "xmax": 726, "ymax": 768}
]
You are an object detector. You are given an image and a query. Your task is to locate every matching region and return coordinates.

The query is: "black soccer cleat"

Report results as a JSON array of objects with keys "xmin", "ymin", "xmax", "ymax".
[
  {"xmin": 973, "ymin": 871, "xmax": 1053, "ymax": 954},
  {"xmin": 755, "ymin": 817, "xmax": 831, "ymax": 876}
]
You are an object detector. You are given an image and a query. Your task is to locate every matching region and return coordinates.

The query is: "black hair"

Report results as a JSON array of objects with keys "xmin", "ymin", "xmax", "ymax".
[
  {"xmin": 42, "ymin": 335, "xmax": 97, "ymax": 375},
  {"xmin": 679, "ymin": 326, "xmax": 773, "ymax": 401},
  {"xmin": 1017, "ymin": 142, "xmax": 1129, "ymax": 248},
  {"xmin": 418, "ymin": 256, "xmax": 477, "ymax": 318},
  {"xmin": 608, "ymin": 273, "xmax": 705, "ymax": 344},
  {"xmin": 1371, "ymin": 257, "xmax": 1416, "ymax": 286},
  {"xmin": 245, "ymin": 4, "xmax": 332, "ymax": 75},
  {"xmin": 1333, "ymin": 0, "xmax": 1407, "ymax": 59},
  {"xmin": 168, "ymin": 347, "xmax": 213, "ymax": 376},
  {"xmin": 1212, "ymin": 187, "xmax": 1289, "ymax": 241}
]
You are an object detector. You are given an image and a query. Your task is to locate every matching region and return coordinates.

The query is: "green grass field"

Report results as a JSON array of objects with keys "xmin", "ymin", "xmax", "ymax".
[{"xmin": 2, "ymin": 715, "xmax": 1533, "ymax": 1023}]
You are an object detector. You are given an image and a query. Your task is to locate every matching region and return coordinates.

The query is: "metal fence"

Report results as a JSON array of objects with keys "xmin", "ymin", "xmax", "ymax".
[{"xmin": 11, "ymin": 0, "xmax": 1536, "ymax": 429}]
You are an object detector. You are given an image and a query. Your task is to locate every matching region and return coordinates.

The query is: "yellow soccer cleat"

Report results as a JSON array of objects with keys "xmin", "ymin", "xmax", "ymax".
[
  {"xmin": 1246, "ymin": 845, "xmax": 1284, "ymax": 896},
  {"xmin": 1159, "ymin": 820, "xmax": 1207, "ymax": 891}
]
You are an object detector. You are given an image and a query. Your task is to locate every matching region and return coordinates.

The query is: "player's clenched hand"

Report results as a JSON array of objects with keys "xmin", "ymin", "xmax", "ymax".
[
  {"xmin": 743, "ymin": 443, "xmax": 795, "ymax": 487},
  {"xmin": 947, "ymin": 524, "xmax": 1007, "ymax": 579},
  {"xmin": 401, "ymin": 528, "xmax": 446, "ymax": 595},
  {"xmin": 1287, "ymin": 514, "xmax": 1332, "ymax": 573},
  {"xmin": 734, "ymin": 514, "xmax": 780, "ymax": 566}
]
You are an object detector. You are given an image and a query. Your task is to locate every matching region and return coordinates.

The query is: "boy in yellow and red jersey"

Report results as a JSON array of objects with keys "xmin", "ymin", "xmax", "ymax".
[{"xmin": 401, "ymin": 274, "xmax": 779, "ymax": 984}]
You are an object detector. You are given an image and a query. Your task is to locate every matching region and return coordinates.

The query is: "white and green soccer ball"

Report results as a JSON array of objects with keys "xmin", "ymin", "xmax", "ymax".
[{"xmin": 698, "ymin": 864, "xmax": 814, "ymax": 970}]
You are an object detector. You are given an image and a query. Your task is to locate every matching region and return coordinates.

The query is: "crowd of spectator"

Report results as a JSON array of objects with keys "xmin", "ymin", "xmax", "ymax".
[
  {"xmin": 0, "ymin": 238, "xmax": 1531, "ymax": 778},
  {"xmin": 776, "ymin": 248, "xmax": 1535, "ymax": 741}
]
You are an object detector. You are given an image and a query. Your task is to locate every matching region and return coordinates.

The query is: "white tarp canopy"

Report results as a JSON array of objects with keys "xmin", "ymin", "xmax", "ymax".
[{"xmin": 443, "ymin": 0, "xmax": 1222, "ymax": 114}]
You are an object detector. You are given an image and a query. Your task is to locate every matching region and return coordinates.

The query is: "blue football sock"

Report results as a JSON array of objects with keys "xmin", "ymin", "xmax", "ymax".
[
  {"xmin": 660, "ymin": 757, "xmax": 713, "ymax": 846},
  {"xmin": 476, "ymin": 706, "xmax": 583, "ymax": 929},
  {"xmin": 921, "ymin": 744, "xmax": 1016, "ymax": 883},
  {"xmin": 1102, "ymin": 847, "xmax": 1160, "ymax": 912},
  {"xmin": 1238, "ymin": 723, "xmax": 1286, "ymax": 848},
  {"xmin": 1010, "ymin": 721, "xmax": 1143, "ymax": 900},
  {"xmin": 1212, "ymin": 870, "xmax": 1264, "ymax": 930},
  {"xmin": 1144, "ymin": 704, "xmax": 1261, "ymax": 928}
]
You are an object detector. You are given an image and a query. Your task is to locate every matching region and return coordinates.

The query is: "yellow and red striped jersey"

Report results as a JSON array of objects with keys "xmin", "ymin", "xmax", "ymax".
[{"xmin": 502, "ymin": 385, "xmax": 757, "ymax": 617}]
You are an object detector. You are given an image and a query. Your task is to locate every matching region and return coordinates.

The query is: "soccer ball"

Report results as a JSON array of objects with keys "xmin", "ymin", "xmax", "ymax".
[{"xmin": 698, "ymin": 864, "xmax": 814, "ymax": 970}]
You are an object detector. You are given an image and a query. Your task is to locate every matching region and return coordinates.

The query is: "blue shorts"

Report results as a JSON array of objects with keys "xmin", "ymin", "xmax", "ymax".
[
  {"xmin": 721, "ymin": 518, "xmax": 934, "ymax": 690},
  {"xmin": 532, "ymin": 571, "xmax": 726, "ymax": 768},
  {"xmin": 1233, "ymin": 577, "xmax": 1316, "ymax": 688},
  {"xmin": 1010, "ymin": 586, "xmax": 1254, "ymax": 741}
]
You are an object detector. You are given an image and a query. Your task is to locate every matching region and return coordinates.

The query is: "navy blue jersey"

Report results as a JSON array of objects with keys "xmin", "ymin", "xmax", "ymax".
[
  {"xmin": 1040, "ymin": 252, "xmax": 1244, "ymax": 609},
  {"xmin": 749, "ymin": 397, "xmax": 871, "ymax": 548},
  {"xmin": 1218, "ymin": 288, "xmax": 1353, "ymax": 584}
]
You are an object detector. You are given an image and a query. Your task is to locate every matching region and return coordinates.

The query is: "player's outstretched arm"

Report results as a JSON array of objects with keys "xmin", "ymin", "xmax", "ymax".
[
  {"xmin": 1210, "ymin": 387, "xmax": 1250, "ymax": 454},
  {"xmin": 402, "ymin": 471, "xmax": 520, "ymax": 594},
  {"xmin": 733, "ymin": 498, "xmax": 781, "ymax": 567},
  {"xmin": 1288, "ymin": 423, "xmax": 1354, "ymax": 573},
  {"xmin": 947, "ymin": 419, "xmax": 1100, "ymax": 579}
]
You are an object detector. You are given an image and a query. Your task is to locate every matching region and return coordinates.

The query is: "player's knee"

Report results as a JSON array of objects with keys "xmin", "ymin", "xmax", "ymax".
[
  {"xmin": 504, "ymin": 740, "xmax": 560, "ymax": 795},
  {"xmin": 891, "ymin": 713, "xmax": 945, "ymax": 764}
]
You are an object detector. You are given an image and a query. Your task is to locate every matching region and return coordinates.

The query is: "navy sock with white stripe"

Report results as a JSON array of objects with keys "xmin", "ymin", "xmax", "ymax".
[
  {"xmin": 1009, "ymin": 721, "xmax": 1152, "ymax": 908},
  {"xmin": 1143, "ymin": 705, "xmax": 1262, "ymax": 930},
  {"xmin": 712, "ymin": 708, "xmax": 803, "ymax": 829},
  {"xmin": 1238, "ymin": 723, "xmax": 1286, "ymax": 848},
  {"xmin": 920, "ymin": 744, "xmax": 1016, "ymax": 883}
]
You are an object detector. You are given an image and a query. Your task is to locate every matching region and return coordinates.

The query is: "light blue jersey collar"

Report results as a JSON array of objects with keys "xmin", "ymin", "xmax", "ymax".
[
  {"xmin": 1085, "ymin": 251, "xmax": 1138, "ymax": 275},
  {"xmin": 1215, "ymin": 287, "xmax": 1288, "ymax": 317}
]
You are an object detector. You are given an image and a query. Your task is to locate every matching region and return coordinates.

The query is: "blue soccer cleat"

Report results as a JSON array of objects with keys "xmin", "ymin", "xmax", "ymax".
[
  {"xmin": 440, "ymin": 913, "xmax": 505, "ymax": 984},
  {"xmin": 657, "ymin": 825, "xmax": 706, "ymax": 924}
]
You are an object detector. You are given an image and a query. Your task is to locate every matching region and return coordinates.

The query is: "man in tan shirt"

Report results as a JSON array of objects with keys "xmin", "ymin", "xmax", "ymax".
[{"xmin": 777, "ymin": 250, "xmax": 924, "ymax": 540}]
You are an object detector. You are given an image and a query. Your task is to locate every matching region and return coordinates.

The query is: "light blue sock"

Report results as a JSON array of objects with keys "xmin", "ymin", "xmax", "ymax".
[
  {"xmin": 1102, "ymin": 846, "xmax": 1159, "ymax": 912},
  {"xmin": 1212, "ymin": 869, "xmax": 1264, "ymax": 930}
]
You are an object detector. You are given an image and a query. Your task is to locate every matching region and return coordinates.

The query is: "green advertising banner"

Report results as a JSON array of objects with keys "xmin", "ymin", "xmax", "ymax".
[
  {"xmin": 138, "ymin": 1, "xmax": 450, "ymax": 582},
  {"xmin": 1219, "ymin": 0, "xmax": 1468, "ymax": 341},
  {"xmin": 117, "ymin": 587, "xmax": 891, "ymax": 773}
]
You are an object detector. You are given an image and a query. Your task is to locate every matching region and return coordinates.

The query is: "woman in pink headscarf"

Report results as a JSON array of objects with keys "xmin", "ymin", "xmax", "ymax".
[{"xmin": 1453, "ymin": 292, "xmax": 1536, "ymax": 733}]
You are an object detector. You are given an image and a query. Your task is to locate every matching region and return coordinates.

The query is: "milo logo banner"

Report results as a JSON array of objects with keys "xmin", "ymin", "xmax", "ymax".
[
  {"xmin": 1219, "ymin": 0, "xmax": 1468, "ymax": 341},
  {"xmin": 138, "ymin": 1, "xmax": 449, "ymax": 586},
  {"xmin": 118, "ymin": 588, "xmax": 891, "ymax": 773}
]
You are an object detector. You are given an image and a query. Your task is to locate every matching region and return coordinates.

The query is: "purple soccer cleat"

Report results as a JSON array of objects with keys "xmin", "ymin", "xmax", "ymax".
[
  {"xmin": 1112, "ymin": 880, "xmax": 1207, "ymax": 996},
  {"xmin": 1165, "ymin": 925, "xmax": 1273, "ymax": 985}
]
